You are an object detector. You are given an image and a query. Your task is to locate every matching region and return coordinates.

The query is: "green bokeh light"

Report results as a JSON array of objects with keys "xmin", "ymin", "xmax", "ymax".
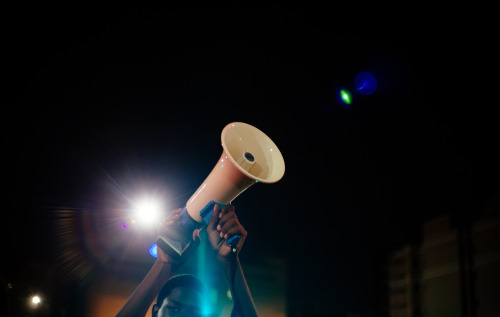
[{"xmin": 340, "ymin": 89, "xmax": 352, "ymax": 105}]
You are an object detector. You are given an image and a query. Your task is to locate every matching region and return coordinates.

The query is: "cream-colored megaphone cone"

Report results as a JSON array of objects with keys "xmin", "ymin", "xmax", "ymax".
[{"xmin": 185, "ymin": 122, "xmax": 285, "ymax": 223}]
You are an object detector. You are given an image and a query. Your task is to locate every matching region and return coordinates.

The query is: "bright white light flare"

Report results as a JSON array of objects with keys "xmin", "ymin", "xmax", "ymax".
[{"xmin": 132, "ymin": 198, "xmax": 163, "ymax": 225}]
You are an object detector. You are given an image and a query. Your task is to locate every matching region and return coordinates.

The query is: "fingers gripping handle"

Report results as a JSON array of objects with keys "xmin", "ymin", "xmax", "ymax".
[
  {"xmin": 200, "ymin": 200, "xmax": 241, "ymax": 250},
  {"xmin": 156, "ymin": 201, "xmax": 241, "ymax": 258}
]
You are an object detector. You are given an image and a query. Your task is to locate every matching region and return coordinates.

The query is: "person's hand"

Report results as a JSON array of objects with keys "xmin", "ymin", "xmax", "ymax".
[
  {"xmin": 157, "ymin": 208, "xmax": 201, "ymax": 267},
  {"xmin": 207, "ymin": 205, "xmax": 247, "ymax": 263}
]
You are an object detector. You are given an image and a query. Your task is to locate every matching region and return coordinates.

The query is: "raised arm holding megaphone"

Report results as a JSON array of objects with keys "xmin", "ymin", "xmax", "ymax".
[
  {"xmin": 156, "ymin": 122, "xmax": 286, "ymax": 260},
  {"xmin": 116, "ymin": 122, "xmax": 285, "ymax": 317}
]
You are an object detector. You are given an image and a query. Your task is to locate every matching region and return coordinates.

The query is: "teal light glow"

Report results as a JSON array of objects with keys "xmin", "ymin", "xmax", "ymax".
[{"xmin": 197, "ymin": 238, "xmax": 213, "ymax": 315}]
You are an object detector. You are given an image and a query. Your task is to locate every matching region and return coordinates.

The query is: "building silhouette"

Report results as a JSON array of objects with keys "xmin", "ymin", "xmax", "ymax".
[{"xmin": 388, "ymin": 204, "xmax": 500, "ymax": 316}]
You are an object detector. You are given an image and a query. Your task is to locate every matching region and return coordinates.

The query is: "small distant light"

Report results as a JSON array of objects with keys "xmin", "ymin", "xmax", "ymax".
[
  {"xmin": 226, "ymin": 289, "xmax": 232, "ymax": 300},
  {"xmin": 32, "ymin": 296, "xmax": 41, "ymax": 304},
  {"xmin": 149, "ymin": 243, "xmax": 158, "ymax": 258}
]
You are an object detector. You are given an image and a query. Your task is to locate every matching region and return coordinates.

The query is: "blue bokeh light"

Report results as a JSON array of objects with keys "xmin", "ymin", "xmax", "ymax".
[
  {"xmin": 355, "ymin": 72, "xmax": 377, "ymax": 95},
  {"xmin": 149, "ymin": 243, "xmax": 158, "ymax": 258}
]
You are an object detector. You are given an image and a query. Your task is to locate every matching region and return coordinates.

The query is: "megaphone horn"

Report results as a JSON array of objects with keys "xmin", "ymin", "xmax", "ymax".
[{"xmin": 156, "ymin": 122, "xmax": 285, "ymax": 259}]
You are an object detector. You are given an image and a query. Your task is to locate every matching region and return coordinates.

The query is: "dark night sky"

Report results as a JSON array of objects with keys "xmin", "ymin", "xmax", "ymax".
[{"xmin": 2, "ymin": 5, "xmax": 498, "ymax": 315}]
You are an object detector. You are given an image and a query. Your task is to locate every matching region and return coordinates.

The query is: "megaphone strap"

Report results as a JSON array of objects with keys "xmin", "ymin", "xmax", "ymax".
[{"xmin": 179, "ymin": 207, "xmax": 204, "ymax": 232}]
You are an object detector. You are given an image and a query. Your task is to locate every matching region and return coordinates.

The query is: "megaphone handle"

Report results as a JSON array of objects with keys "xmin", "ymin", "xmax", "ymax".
[{"xmin": 200, "ymin": 200, "xmax": 241, "ymax": 251}]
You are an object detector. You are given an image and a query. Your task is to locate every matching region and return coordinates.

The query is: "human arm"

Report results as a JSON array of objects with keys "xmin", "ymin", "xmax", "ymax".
[
  {"xmin": 115, "ymin": 208, "xmax": 200, "ymax": 317},
  {"xmin": 207, "ymin": 205, "xmax": 259, "ymax": 317}
]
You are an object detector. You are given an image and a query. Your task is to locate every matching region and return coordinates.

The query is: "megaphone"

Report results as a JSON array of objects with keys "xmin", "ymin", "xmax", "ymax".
[{"xmin": 156, "ymin": 122, "xmax": 285, "ymax": 259}]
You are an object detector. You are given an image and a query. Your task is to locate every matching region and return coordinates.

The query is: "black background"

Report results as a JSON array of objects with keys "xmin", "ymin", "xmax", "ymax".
[{"xmin": 3, "ymin": 5, "xmax": 498, "ymax": 316}]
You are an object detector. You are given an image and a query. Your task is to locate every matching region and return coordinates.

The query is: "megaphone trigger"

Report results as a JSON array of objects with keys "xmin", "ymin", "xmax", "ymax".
[{"xmin": 226, "ymin": 235, "xmax": 241, "ymax": 251}]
